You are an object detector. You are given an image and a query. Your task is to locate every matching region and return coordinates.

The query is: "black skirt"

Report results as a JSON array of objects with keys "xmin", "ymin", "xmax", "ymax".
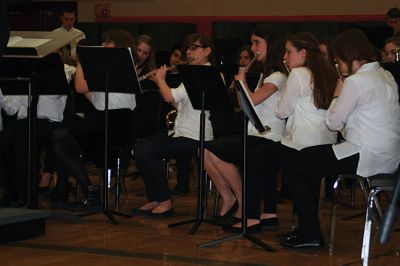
[{"xmin": 205, "ymin": 135, "xmax": 273, "ymax": 164}]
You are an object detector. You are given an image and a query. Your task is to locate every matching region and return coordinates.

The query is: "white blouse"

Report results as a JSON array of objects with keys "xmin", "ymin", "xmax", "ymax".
[
  {"xmin": 276, "ymin": 67, "xmax": 337, "ymax": 150},
  {"xmin": 91, "ymin": 92, "xmax": 136, "ymax": 111},
  {"xmin": 326, "ymin": 62, "xmax": 400, "ymax": 176},
  {"xmin": 248, "ymin": 71, "xmax": 286, "ymax": 141},
  {"xmin": 171, "ymin": 82, "xmax": 213, "ymax": 141}
]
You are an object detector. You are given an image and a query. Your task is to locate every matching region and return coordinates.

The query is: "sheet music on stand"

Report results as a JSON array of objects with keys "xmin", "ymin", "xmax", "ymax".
[
  {"xmin": 78, "ymin": 46, "xmax": 141, "ymax": 95},
  {"xmin": 235, "ymin": 80, "xmax": 271, "ymax": 133}
]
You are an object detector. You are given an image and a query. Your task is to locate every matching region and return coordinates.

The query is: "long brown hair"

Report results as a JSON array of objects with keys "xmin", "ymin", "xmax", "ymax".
[
  {"xmin": 102, "ymin": 29, "xmax": 134, "ymax": 49},
  {"xmin": 331, "ymin": 28, "xmax": 377, "ymax": 74},
  {"xmin": 134, "ymin": 34, "xmax": 156, "ymax": 69},
  {"xmin": 287, "ymin": 32, "xmax": 337, "ymax": 109},
  {"xmin": 251, "ymin": 24, "xmax": 287, "ymax": 79}
]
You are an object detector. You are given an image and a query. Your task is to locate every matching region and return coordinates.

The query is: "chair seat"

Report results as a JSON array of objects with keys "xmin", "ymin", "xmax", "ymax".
[{"xmin": 368, "ymin": 174, "xmax": 397, "ymax": 188}]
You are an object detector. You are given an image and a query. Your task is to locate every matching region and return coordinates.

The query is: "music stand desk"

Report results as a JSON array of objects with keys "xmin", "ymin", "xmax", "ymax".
[{"xmin": 77, "ymin": 46, "xmax": 141, "ymax": 224}]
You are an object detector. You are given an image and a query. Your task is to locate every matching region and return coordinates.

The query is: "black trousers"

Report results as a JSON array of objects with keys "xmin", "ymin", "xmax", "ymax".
[
  {"xmin": 134, "ymin": 134, "xmax": 198, "ymax": 203},
  {"xmin": 246, "ymin": 141, "xmax": 297, "ymax": 219},
  {"xmin": 281, "ymin": 144, "xmax": 359, "ymax": 240}
]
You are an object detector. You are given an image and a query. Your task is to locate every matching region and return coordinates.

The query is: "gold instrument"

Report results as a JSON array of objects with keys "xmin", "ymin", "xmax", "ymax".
[
  {"xmin": 229, "ymin": 51, "xmax": 261, "ymax": 90},
  {"xmin": 165, "ymin": 109, "xmax": 178, "ymax": 131},
  {"xmin": 394, "ymin": 47, "xmax": 400, "ymax": 63}
]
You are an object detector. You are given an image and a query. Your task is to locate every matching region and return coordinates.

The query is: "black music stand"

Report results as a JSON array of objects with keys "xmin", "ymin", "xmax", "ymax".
[
  {"xmin": 168, "ymin": 65, "xmax": 233, "ymax": 234},
  {"xmin": 199, "ymin": 80, "xmax": 275, "ymax": 252},
  {"xmin": 77, "ymin": 46, "xmax": 141, "ymax": 224},
  {"xmin": 0, "ymin": 53, "xmax": 70, "ymax": 209}
]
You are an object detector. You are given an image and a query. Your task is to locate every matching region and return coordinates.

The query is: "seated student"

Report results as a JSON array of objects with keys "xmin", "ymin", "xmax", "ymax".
[
  {"xmin": 134, "ymin": 34, "xmax": 156, "ymax": 76},
  {"xmin": 279, "ymin": 28, "xmax": 400, "ymax": 249},
  {"xmin": 382, "ymin": 36, "xmax": 400, "ymax": 63},
  {"xmin": 203, "ymin": 25, "xmax": 287, "ymax": 224},
  {"xmin": 53, "ymin": 29, "xmax": 137, "ymax": 210},
  {"xmin": 131, "ymin": 33, "xmax": 215, "ymax": 218},
  {"xmin": 225, "ymin": 32, "xmax": 338, "ymax": 233},
  {"xmin": 0, "ymin": 55, "xmax": 73, "ymax": 206}
]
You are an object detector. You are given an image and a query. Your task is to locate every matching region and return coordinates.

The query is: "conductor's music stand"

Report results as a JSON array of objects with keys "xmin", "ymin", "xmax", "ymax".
[
  {"xmin": 168, "ymin": 64, "xmax": 233, "ymax": 234},
  {"xmin": 77, "ymin": 46, "xmax": 141, "ymax": 224},
  {"xmin": 199, "ymin": 80, "xmax": 276, "ymax": 252}
]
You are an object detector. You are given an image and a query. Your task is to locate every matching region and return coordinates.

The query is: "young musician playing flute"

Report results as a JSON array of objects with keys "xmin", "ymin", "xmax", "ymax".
[
  {"xmin": 203, "ymin": 25, "xmax": 288, "ymax": 227},
  {"xmin": 131, "ymin": 33, "xmax": 215, "ymax": 218}
]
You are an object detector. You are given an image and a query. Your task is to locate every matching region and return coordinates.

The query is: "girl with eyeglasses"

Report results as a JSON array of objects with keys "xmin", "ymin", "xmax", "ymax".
[{"xmin": 131, "ymin": 33, "xmax": 215, "ymax": 218}]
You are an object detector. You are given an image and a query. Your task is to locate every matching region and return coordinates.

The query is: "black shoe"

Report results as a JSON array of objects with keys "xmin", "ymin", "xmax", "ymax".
[
  {"xmin": 64, "ymin": 185, "xmax": 101, "ymax": 212},
  {"xmin": 260, "ymin": 217, "xmax": 279, "ymax": 229},
  {"xmin": 223, "ymin": 223, "xmax": 262, "ymax": 234},
  {"xmin": 280, "ymin": 237, "xmax": 324, "ymax": 249},
  {"xmin": 170, "ymin": 186, "xmax": 190, "ymax": 196},
  {"xmin": 276, "ymin": 228, "xmax": 299, "ymax": 241},
  {"xmin": 131, "ymin": 208, "xmax": 151, "ymax": 216},
  {"xmin": 147, "ymin": 208, "xmax": 175, "ymax": 218},
  {"xmin": 212, "ymin": 215, "xmax": 241, "ymax": 226},
  {"xmin": 219, "ymin": 201, "xmax": 238, "ymax": 218}
]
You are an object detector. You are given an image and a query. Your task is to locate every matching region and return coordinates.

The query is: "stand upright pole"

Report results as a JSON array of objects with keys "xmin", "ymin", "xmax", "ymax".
[
  {"xmin": 169, "ymin": 91, "xmax": 218, "ymax": 233},
  {"xmin": 199, "ymin": 114, "xmax": 276, "ymax": 252}
]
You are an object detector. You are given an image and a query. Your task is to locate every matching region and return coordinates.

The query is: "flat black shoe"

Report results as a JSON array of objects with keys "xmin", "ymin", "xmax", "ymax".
[
  {"xmin": 276, "ymin": 227, "xmax": 299, "ymax": 241},
  {"xmin": 147, "ymin": 208, "xmax": 175, "ymax": 218},
  {"xmin": 280, "ymin": 237, "xmax": 324, "ymax": 249},
  {"xmin": 131, "ymin": 208, "xmax": 152, "ymax": 216},
  {"xmin": 211, "ymin": 215, "xmax": 241, "ymax": 226},
  {"xmin": 219, "ymin": 201, "xmax": 238, "ymax": 219},
  {"xmin": 260, "ymin": 217, "xmax": 279, "ymax": 229},
  {"xmin": 223, "ymin": 223, "xmax": 262, "ymax": 234}
]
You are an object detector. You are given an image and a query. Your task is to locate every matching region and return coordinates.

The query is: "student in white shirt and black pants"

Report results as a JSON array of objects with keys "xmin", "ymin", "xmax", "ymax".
[
  {"xmin": 279, "ymin": 28, "xmax": 400, "ymax": 249},
  {"xmin": 228, "ymin": 32, "xmax": 339, "ymax": 233}
]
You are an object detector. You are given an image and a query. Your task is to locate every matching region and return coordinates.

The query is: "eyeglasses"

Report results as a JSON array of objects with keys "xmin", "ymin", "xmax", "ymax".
[{"xmin": 187, "ymin": 44, "xmax": 208, "ymax": 51}]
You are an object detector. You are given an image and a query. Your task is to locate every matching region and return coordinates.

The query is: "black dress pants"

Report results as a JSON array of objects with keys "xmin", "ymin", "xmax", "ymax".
[
  {"xmin": 281, "ymin": 144, "xmax": 359, "ymax": 240},
  {"xmin": 134, "ymin": 134, "xmax": 198, "ymax": 203},
  {"xmin": 246, "ymin": 141, "xmax": 297, "ymax": 219}
]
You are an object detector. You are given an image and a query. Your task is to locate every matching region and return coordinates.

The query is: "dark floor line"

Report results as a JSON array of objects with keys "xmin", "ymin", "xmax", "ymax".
[{"xmin": 2, "ymin": 242, "xmax": 272, "ymax": 266}]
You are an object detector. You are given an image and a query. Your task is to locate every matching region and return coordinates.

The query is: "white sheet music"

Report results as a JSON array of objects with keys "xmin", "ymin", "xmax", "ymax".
[{"xmin": 7, "ymin": 36, "xmax": 51, "ymax": 48}]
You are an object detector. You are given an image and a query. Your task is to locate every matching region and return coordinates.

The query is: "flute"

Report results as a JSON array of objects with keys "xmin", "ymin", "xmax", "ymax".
[
  {"xmin": 283, "ymin": 60, "xmax": 290, "ymax": 73},
  {"xmin": 229, "ymin": 51, "xmax": 261, "ymax": 90},
  {"xmin": 138, "ymin": 58, "xmax": 194, "ymax": 82}
]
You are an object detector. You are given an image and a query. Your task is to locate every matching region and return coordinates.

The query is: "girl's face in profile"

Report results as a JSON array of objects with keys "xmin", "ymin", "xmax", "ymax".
[
  {"xmin": 250, "ymin": 34, "xmax": 267, "ymax": 63},
  {"xmin": 284, "ymin": 41, "xmax": 306, "ymax": 69}
]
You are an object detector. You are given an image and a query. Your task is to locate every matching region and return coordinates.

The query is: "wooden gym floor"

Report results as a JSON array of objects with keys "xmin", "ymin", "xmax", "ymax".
[{"xmin": 0, "ymin": 165, "xmax": 399, "ymax": 266}]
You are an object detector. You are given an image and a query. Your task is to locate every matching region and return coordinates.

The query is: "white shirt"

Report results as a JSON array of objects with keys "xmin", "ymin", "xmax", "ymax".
[
  {"xmin": 327, "ymin": 62, "xmax": 400, "ymax": 176},
  {"xmin": 248, "ymin": 71, "xmax": 286, "ymax": 141},
  {"xmin": 171, "ymin": 82, "xmax": 213, "ymax": 141},
  {"xmin": 91, "ymin": 93, "xmax": 136, "ymax": 111},
  {"xmin": 52, "ymin": 27, "xmax": 86, "ymax": 56},
  {"xmin": 276, "ymin": 67, "xmax": 337, "ymax": 150},
  {"xmin": 0, "ymin": 88, "xmax": 19, "ymax": 131},
  {"xmin": 0, "ymin": 64, "xmax": 76, "ymax": 123}
]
